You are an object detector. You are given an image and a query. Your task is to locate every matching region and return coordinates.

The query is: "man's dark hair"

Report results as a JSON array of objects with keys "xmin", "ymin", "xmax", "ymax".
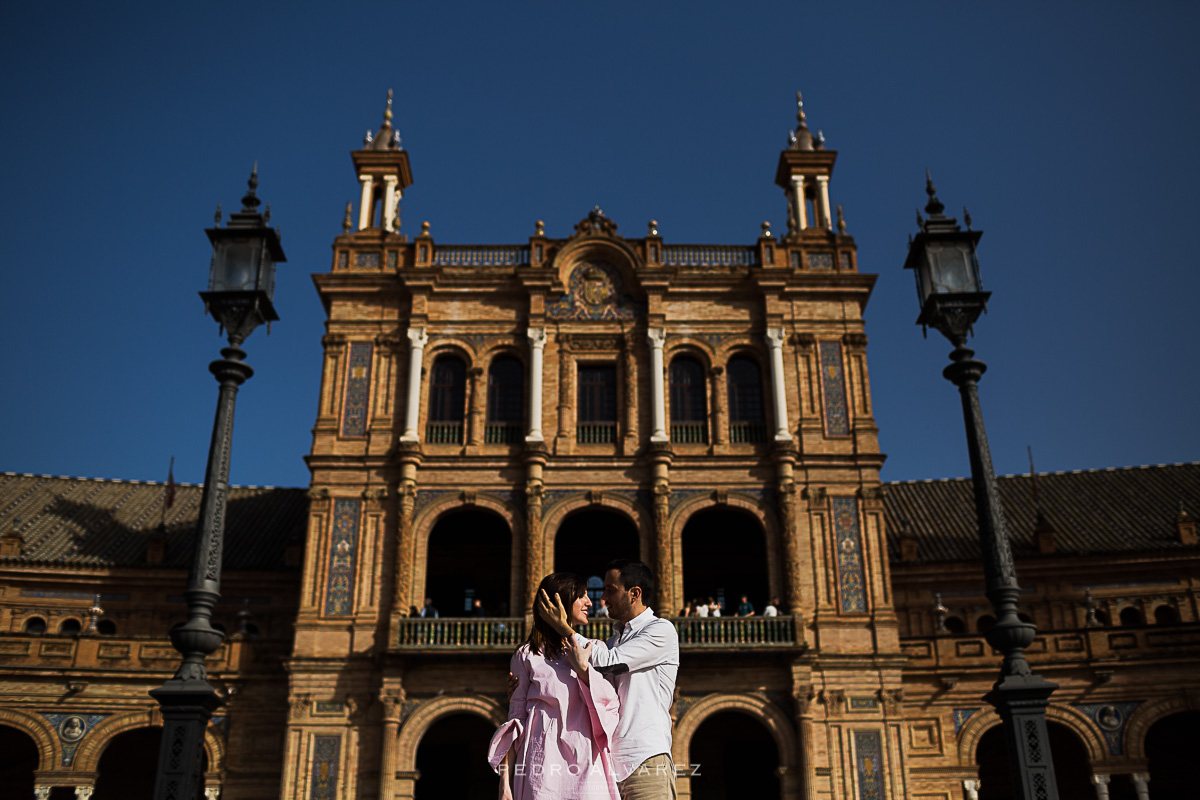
[{"xmin": 606, "ymin": 559, "xmax": 655, "ymax": 604}]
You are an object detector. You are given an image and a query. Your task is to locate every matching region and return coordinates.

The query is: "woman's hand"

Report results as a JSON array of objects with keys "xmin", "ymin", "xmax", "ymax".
[{"xmin": 567, "ymin": 637, "xmax": 592, "ymax": 685}]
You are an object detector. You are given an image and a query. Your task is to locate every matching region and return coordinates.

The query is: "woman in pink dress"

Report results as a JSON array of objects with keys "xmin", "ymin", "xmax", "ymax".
[{"xmin": 488, "ymin": 573, "xmax": 621, "ymax": 800}]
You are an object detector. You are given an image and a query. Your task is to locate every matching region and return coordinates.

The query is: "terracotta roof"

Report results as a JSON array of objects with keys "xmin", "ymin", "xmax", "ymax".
[
  {"xmin": 0, "ymin": 473, "xmax": 307, "ymax": 570},
  {"xmin": 883, "ymin": 462, "xmax": 1200, "ymax": 563}
]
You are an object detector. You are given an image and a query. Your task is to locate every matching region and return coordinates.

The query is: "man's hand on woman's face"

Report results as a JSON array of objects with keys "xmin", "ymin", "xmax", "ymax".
[{"xmin": 536, "ymin": 589, "xmax": 572, "ymax": 635}]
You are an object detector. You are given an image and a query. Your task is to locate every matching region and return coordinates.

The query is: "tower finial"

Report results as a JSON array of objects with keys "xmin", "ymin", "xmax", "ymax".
[
  {"xmin": 384, "ymin": 88, "xmax": 394, "ymax": 123},
  {"xmin": 241, "ymin": 162, "xmax": 261, "ymax": 211},
  {"xmin": 836, "ymin": 204, "xmax": 846, "ymax": 234},
  {"xmin": 791, "ymin": 91, "xmax": 815, "ymax": 150},
  {"xmin": 923, "ymin": 169, "xmax": 944, "ymax": 216}
]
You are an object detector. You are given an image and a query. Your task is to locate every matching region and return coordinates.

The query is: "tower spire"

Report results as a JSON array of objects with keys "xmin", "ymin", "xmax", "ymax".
[
  {"xmin": 924, "ymin": 169, "xmax": 945, "ymax": 217},
  {"xmin": 241, "ymin": 162, "xmax": 261, "ymax": 211},
  {"xmin": 791, "ymin": 91, "xmax": 815, "ymax": 151}
]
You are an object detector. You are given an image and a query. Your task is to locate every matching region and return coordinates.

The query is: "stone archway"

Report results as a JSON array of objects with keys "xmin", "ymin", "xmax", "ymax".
[
  {"xmin": 0, "ymin": 723, "xmax": 40, "ymax": 798},
  {"xmin": 970, "ymin": 717, "xmax": 1098, "ymax": 800},
  {"xmin": 394, "ymin": 695, "xmax": 506, "ymax": 800},
  {"xmin": 422, "ymin": 508, "xmax": 514, "ymax": 617},
  {"xmin": 679, "ymin": 506, "xmax": 771, "ymax": 615},
  {"xmin": 671, "ymin": 494, "xmax": 783, "ymax": 616},
  {"xmin": 1142, "ymin": 710, "xmax": 1199, "ymax": 797},
  {"xmin": 673, "ymin": 693, "xmax": 799, "ymax": 799},
  {"xmin": 0, "ymin": 709, "xmax": 56, "ymax": 774},
  {"xmin": 73, "ymin": 710, "xmax": 225, "ymax": 797},
  {"xmin": 957, "ymin": 706, "xmax": 1107, "ymax": 768},
  {"xmin": 410, "ymin": 492, "xmax": 524, "ymax": 616}
]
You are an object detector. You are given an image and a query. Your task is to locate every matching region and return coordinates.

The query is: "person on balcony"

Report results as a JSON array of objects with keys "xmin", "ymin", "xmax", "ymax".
[
  {"xmin": 594, "ymin": 598, "xmax": 610, "ymax": 618},
  {"xmin": 736, "ymin": 595, "xmax": 756, "ymax": 617},
  {"xmin": 694, "ymin": 598, "xmax": 709, "ymax": 618},
  {"xmin": 538, "ymin": 559, "xmax": 680, "ymax": 800},
  {"xmin": 489, "ymin": 572, "xmax": 621, "ymax": 800},
  {"xmin": 763, "ymin": 598, "xmax": 780, "ymax": 617},
  {"xmin": 419, "ymin": 598, "xmax": 439, "ymax": 618}
]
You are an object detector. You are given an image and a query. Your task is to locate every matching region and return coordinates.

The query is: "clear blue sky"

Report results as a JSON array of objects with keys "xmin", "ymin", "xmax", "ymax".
[{"xmin": 2, "ymin": 2, "xmax": 1197, "ymax": 488}]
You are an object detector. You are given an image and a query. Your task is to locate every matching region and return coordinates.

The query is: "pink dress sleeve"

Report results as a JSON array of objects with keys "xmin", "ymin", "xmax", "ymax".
[
  {"xmin": 487, "ymin": 647, "xmax": 530, "ymax": 773},
  {"xmin": 577, "ymin": 653, "xmax": 620, "ymax": 750}
]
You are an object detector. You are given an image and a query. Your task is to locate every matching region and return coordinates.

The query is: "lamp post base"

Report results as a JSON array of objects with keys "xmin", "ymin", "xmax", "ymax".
[
  {"xmin": 985, "ymin": 668, "xmax": 1060, "ymax": 800},
  {"xmin": 150, "ymin": 679, "xmax": 224, "ymax": 800}
]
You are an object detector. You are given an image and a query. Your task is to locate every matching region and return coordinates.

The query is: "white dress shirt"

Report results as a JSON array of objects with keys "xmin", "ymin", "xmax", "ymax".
[{"xmin": 574, "ymin": 607, "xmax": 679, "ymax": 781}]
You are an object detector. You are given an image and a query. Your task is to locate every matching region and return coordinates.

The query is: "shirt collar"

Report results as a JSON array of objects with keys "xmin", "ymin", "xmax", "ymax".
[{"xmin": 614, "ymin": 606, "xmax": 656, "ymax": 636}]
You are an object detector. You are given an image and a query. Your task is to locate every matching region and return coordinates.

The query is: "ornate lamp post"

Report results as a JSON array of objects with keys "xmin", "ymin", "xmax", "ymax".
[
  {"xmin": 151, "ymin": 166, "xmax": 285, "ymax": 800},
  {"xmin": 903, "ymin": 174, "xmax": 1059, "ymax": 800}
]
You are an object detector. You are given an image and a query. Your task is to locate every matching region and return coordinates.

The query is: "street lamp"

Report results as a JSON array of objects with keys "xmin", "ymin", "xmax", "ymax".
[
  {"xmin": 903, "ymin": 174, "xmax": 1060, "ymax": 800},
  {"xmin": 151, "ymin": 166, "xmax": 285, "ymax": 800}
]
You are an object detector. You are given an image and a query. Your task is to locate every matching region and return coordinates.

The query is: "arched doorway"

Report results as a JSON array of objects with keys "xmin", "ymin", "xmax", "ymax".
[
  {"xmin": 554, "ymin": 508, "xmax": 639, "ymax": 587},
  {"xmin": 0, "ymin": 724, "xmax": 38, "ymax": 798},
  {"xmin": 975, "ymin": 722, "xmax": 1092, "ymax": 800},
  {"xmin": 688, "ymin": 711, "xmax": 780, "ymax": 799},
  {"xmin": 425, "ymin": 509, "xmax": 513, "ymax": 617},
  {"xmin": 414, "ymin": 714, "xmax": 498, "ymax": 799},
  {"xmin": 93, "ymin": 726, "xmax": 209, "ymax": 800},
  {"xmin": 682, "ymin": 508, "xmax": 769, "ymax": 614},
  {"xmin": 1145, "ymin": 710, "xmax": 1199, "ymax": 797}
]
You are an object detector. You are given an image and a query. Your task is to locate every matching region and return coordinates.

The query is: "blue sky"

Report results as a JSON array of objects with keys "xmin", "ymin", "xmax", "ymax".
[{"xmin": 2, "ymin": 2, "xmax": 1197, "ymax": 488}]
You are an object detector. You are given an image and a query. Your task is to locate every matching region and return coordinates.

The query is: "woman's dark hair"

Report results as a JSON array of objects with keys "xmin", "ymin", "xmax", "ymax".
[{"xmin": 526, "ymin": 572, "xmax": 588, "ymax": 660}]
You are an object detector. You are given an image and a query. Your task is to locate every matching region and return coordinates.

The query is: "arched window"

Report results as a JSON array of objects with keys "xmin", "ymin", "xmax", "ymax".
[
  {"xmin": 726, "ymin": 355, "xmax": 765, "ymax": 443},
  {"xmin": 23, "ymin": 617, "xmax": 46, "ymax": 634},
  {"xmin": 943, "ymin": 616, "xmax": 965, "ymax": 635},
  {"xmin": 1119, "ymin": 606, "xmax": 1145, "ymax": 627},
  {"xmin": 976, "ymin": 614, "xmax": 996, "ymax": 634},
  {"xmin": 97, "ymin": 620, "xmax": 117, "ymax": 636},
  {"xmin": 577, "ymin": 364, "xmax": 617, "ymax": 444},
  {"xmin": 669, "ymin": 356, "xmax": 708, "ymax": 444},
  {"xmin": 58, "ymin": 618, "xmax": 82, "ymax": 635},
  {"xmin": 486, "ymin": 355, "xmax": 524, "ymax": 444},
  {"xmin": 427, "ymin": 355, "xmax": 466, "ymax": 444},
  {"xmin": 1154, "ymin": 604, "xmax": 1180, "ymax": 625}
]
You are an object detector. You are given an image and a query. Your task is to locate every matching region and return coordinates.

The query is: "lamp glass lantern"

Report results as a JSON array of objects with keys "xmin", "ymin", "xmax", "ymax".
[
  {"xmin": 904, "ymin": 222, "xmax": 987, "ymax": 341},
  {"xmin": 202, "ymin": 211, "xmax": 285, "ymax": 342}
]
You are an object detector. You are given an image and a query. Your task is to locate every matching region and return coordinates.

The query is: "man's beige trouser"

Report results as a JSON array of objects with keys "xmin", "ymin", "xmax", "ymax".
[{"xmin": 618, "ymin": 754, "xmax": 677, "ymax": 800}]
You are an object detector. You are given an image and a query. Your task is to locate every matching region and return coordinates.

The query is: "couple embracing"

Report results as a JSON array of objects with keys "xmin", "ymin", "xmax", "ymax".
[{"xmin": 487, "ymin": 559, "xmax": 679, "ymax": 800}]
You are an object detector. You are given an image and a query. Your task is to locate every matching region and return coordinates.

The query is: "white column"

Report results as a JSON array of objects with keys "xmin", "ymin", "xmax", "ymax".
[
  {"xmin": 204, "ymin": 788, "xmax": 221, "ymax": 800},
  {"xmin": 400, "ymin": 327, "xmax": 428, "ymax": 442},
  {"xmin": 74, "ymin": 788, "xmax": 94, "ymax": 800},
  {"xmin": 647, "ymin": 328, "xmax": 668, "ymax": 442},
  {"xmin": 34, "ymin": 788, "xmax": 51, "ymax": 800},
  {"xmin": 766, "ymin": 328, "xmax": 791, "ymax": 442},
  {"xmin": 357, "ymin": 175, "xmax": 374, "ymax": 230},
  {"xmin": 1130, "ymin": 773, "xmax": 1150, "ymax": 800},
  {"xmin": 816, "ymin": 175, "xmax": 832, "ymax": 230},
  {"xmin": 962, "ymin": 780, "xmax": 979, "ymax": 800},
  {"xmin": 1091, "ymin": 774, "xmax": 1110, "ymax": 800},
  {"xmin": 382, "ymin": 176, "xmax": 399, "ymax": 232},
  {"xmin": 791, "ymin": 176, "xmax": 808, "ymax": 230},
  {"xmin": 526, "ymin": 328, "xmax": 546, "ymax": 442}
]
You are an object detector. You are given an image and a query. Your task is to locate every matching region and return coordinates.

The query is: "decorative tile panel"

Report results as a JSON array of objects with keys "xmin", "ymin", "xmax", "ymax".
[
  {"xmin": 340, "ymin": 342, "xmax": 373, "ymax": 437},
  {"xmin": 386, "ymin": 251, "xmax": 398, "ymax": 270},
  {"xmin": 849, "ymin": 696, "xmax": 879, "ymax": 711},
  {"xmin": 832, "ymin": 497, "xmax": 867, "ymax": 613},
  {"xmin": 805, "ymin": 252, "xmax": 834, "ymax": 270},
  {"xmin": 336, "ymin": 251, "xmax": 348, "ymax": 271},
  {"xmin": 852, "ymin": 730, "xmax": 885, "ymax": 800},
  {"xmin": 41, "ymin": 713, "xmax": 108, "ymax": 766},
  {"xmin": 839, "ymin": 252, "xmax": 853, "ymax": 271},
  {"xmin": 790, "ymin": 251, "xmax": 802, "ymax": 269},
  {"xmin": 309, "ymin": 734, "xmax": 341, "ymax": 800},
  {"xmin": 1073, "ymin": 701, "xmax": 1142, "ymax": 755},
  {"xmin": 323, "ymin": 499, "xmax": 361, "ymax": 616},
  {"xmin": 818, "ymin": 341, "xmax": 850, "ymax": 436},
  {"xmin": 354, "ymin": 251, "xmax": 381, "ymax": 269},
  {"xmin": 953, "ymin": 707, "xmax": 980, "ymax": 735},
  {"xmin": 313, "ymin": 702, "xmax": 345, "ymax": 715},
  {"xmin": 412, "ymin": 489, "xmax": 456, "ymax": 518}
]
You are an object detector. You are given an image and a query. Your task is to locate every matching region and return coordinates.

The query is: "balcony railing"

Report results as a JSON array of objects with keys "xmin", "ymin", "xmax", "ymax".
[
  {"xmin": 662, "ymin": 245, "xmax": 760, "ymax": 268},
  {"xmin": 674, "ymin": 616, "xmax": 799, "ymax": 647},
  {"xmin": 396, "ymin": 618, "xmax": 526, "ymax": 649},
  {"xmin": 729, "ymin": 421, "xmax": 767, "ymax": 444},
  {"xmin": 577, "ymin": 422, "xmax": 617, "ymax": 444},
  {"xmin": 485, "ymin": 422, "xmax": 523, "ymax": 444},
  {"xmin": 393, "ymin": 616, "xmax": 800, "ymax": 650},
  {"xmin": 670, "ymin": 421, "xmax": 708, "ymax": 445},
  {"xmin": 432, "ymin": 246, "xmax": 531, "ymax": 267},
  {"xmin": 426, "ymin": 421, "xmax": 463, "ymax": 444}
]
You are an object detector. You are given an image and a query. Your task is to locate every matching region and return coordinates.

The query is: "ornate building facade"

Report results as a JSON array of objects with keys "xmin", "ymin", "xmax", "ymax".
[{"xmin": 0, "ymin": 94, "xmax": 1197, "ymax": 800}]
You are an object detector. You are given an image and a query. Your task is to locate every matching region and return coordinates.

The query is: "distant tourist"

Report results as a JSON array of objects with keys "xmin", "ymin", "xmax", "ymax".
[
  {"xmin": 695, "ymin": 598, "xmax": 709, "ymax": 618},
  {"xmin": 594, "ymin": 598, "xmax": 610, "ymax": 618},
  {"xmin": 736, "ymin": 595, "xmax": 756, "ymax": 617},
  {"xmin": 420, "ymin": 598, "xmax": 439, "ymax": 618},
  {"xmin": 472, "ymin": 598, "xmax": 486, "ymax": 617},
  {"xmin": 763, "ymin": 597, "xmax": 780, "ymax": 617}
]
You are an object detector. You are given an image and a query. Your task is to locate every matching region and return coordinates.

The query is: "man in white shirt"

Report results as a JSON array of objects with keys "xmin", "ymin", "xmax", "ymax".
[{"xmin": 539, "ymin": 559, "xmax": 679, "ymax": 799}]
